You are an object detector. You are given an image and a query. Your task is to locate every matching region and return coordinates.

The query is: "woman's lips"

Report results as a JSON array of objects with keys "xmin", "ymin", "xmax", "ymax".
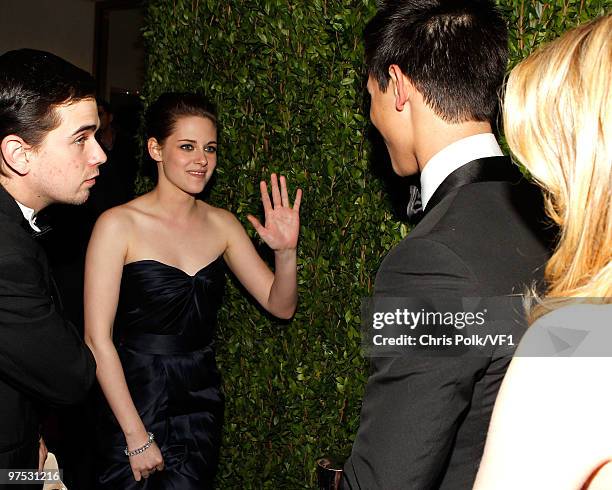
[{"xmin": 187, "ymin": 168, "xmax": 207, "ymax": 178}]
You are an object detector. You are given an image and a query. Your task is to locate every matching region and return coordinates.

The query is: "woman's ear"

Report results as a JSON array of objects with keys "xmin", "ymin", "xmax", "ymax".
[
  {"xmin": 147, "ymin": 137, "xmax": 163, "ymax": 162},
  {"xmin": 1, "ymin": 135, "xmax": 32, "ymax": 176}
]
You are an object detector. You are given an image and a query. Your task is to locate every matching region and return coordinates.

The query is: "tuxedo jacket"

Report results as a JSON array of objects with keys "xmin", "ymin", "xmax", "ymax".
[
  {"xmin": 343, "ymin": 157, "xmax": 552, "ymax": 489},
  {"xmin": 0, "ymin": 184, "xmax": 96, "ymax": 476}
]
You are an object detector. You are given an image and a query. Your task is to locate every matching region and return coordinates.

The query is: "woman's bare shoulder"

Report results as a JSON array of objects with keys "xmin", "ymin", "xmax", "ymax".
[
  {"xmin": 197, "ymin": 201, "xmax": 241, "ymax": 228},
  {"xmin": 93, "ymin": 194, "xmax": 155, "ymax": 234}
]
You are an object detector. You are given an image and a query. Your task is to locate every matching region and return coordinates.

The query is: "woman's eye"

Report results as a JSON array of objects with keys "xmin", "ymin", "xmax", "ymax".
[
  {"xmin": 205, "ymin": 145, "xmax": 217, "ymax": 153},
  {"xmin": 180, "ymin": 144, "xmax": 194, "ymax": 151}
]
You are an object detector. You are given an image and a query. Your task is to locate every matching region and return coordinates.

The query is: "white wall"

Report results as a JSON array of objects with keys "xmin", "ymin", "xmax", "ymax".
[{"xmin": 0, "ymin": 0, "xmax": 96, "ymax": 72}]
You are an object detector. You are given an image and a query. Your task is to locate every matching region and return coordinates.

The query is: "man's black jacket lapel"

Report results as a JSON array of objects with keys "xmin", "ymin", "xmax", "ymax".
[{"xmin": 424, "ymin": 156, "xmax": 524, "ymax": 216}]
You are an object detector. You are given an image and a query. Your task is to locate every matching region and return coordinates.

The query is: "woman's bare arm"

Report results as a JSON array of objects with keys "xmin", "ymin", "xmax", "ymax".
[
  {"xmin": 223, "ymin": 174, "xmax": 301, "ymax": 319},
  {"xmin": 474, "ymin": 356, "xmax": 612, "ymax": 490},
  {"xmin": 84, "ymin": 208, "xmax": 163, "ymax": 481}
]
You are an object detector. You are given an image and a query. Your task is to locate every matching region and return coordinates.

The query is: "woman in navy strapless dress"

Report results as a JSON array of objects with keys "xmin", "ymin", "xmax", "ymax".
[{"xmin": 84, "ymin": 93, "xmax": 301, "ymax": 489}]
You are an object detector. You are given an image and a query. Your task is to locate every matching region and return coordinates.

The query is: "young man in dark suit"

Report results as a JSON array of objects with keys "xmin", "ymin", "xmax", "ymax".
[
  {"xmin": 0, "ymin": 49, "xmax": 105, "ymax": 486},
  {"xmin": 342, "ymin": 1, "xmax": 551, "ymax": 488}
]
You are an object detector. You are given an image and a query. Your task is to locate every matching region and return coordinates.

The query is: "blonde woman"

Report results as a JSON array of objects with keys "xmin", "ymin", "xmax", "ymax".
[{"xmin": 474, "ymin": 14, "xmax": 612, "ymax": 490}]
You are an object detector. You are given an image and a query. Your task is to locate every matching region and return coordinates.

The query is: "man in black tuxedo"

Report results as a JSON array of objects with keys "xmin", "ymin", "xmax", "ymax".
[
  {"xmin": 0, "ymin": 49, "xmax": 105, "ymax": 486},
  {"xmin": 342, "ymin": 1, "xmax": 551, "ymax": 489}
]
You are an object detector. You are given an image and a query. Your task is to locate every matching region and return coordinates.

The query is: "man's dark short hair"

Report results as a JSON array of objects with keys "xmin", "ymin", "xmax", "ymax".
[
  {"xmin": 0, "ymin": 49, "xmax": 96, "ymax": 174},
  {"xmin": 365, "ymin": 0, "xmax": 508, "ymax": 123}
]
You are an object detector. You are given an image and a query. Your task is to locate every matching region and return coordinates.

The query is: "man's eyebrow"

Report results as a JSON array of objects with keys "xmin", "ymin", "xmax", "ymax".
[{"xmin": 70, "ymin": 124, "xmax": 98, "ymax": 137}]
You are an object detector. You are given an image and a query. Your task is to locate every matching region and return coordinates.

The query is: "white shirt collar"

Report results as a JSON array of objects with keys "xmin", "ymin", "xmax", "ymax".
[
  {"xmin": 420, "ymin": 133, "xmax": 503, "ymax": 209},
  {"xmin": 15, "ymin": 200, "xmax": 41, "ymax": 232}
]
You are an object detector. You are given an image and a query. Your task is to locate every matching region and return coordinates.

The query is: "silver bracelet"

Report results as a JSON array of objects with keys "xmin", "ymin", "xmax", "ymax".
[{"xmin": 124, "ymin": 432, "xmax": 155, "ymax": 457}]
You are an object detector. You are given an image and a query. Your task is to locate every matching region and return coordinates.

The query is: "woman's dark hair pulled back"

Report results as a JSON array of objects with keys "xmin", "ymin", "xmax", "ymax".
[{"xmin": 145, "ymin": 92, "xmax": 216, "ymax": 144}]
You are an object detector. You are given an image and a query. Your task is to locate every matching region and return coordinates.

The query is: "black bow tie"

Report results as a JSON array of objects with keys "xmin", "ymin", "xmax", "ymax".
[{"xmin": 406, "ymin": 184, "xmax": 424, "ymax": 222}]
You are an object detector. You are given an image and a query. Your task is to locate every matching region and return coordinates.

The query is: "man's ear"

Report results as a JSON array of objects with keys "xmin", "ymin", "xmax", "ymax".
[
  {"xmin": 1, "ymin": 135, "xmax": 32, "ymax": 176},
  {"xmin": 389, "ymin": 64, "xmax": 411, "ymax": 112},
  {"xmin": 147, "ymin": 137, "xmax": 163, "ymax": 162}
]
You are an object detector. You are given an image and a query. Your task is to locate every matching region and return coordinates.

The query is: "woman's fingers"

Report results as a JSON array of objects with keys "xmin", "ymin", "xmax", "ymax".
[
  {"xmin": 280, "ymin": 175, "xmax": 289, "ymax": 207},
  {"xmin": 260, "ymin": 180, "xmax": 272, "ymax": 213},
  {"xmin": 130, "ymin": 443, "xmax": 164, "ymax": 481},
  {"xmin": 293, "ymin": 188, "xmax": 302, "ymax": 212},
  {"xmin": 247, "ymin": 214, "xmax": 265, "ymax": 236},
  {"xmin": 260, "ymin": 173, "xmax": 300, "ymax": 212},
  {"xmin": 270, "ymin": 173, "xmax": 282, "ymax": 207}
]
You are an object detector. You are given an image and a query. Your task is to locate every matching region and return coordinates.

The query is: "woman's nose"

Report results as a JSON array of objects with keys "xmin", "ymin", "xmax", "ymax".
[{"xmin": 196, "ymin": 149, "xmax": 208, "ymax": 164}]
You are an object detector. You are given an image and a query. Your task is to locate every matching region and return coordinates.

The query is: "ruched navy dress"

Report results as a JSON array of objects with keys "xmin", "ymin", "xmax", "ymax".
[{"xmin": 96, "ymin": 257, "xmax": 225, "ymax": 489}]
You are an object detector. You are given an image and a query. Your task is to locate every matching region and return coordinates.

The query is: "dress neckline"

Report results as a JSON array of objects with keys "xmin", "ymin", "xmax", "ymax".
[{"xmin": 123, "ymin": 256, "xmax": 223, "ymax": 277}]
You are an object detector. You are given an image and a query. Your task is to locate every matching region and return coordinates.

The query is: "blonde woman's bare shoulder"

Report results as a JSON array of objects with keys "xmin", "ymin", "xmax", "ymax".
[{"xmin": 516, "ymin": 303, "xmax": 612, "ymax": 357}]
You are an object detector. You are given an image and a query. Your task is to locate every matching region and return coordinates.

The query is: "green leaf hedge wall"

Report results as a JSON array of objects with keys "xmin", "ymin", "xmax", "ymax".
[{"xmin": 139, "ymin": 1, "xmax": 609, "ymax": 487}]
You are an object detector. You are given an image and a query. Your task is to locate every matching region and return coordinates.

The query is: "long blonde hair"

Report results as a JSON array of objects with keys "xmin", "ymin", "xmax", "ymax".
[{"xmin": 504, "ymin": 14, "xmax": 612, "ymax": 321}]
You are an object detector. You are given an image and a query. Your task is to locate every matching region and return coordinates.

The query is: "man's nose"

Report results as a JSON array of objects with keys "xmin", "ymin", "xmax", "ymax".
[{"xmin": 92, "ymin": 139, "xmax": 107, "ymax": 165}]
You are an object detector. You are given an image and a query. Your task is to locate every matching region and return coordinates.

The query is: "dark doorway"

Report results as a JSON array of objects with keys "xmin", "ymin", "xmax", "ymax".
[{"xmin": 94, "ymin": 0, "xmax": 144, "ymax": 132}]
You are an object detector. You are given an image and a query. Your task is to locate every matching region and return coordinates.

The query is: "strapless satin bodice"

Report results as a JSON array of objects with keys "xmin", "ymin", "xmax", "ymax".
[{"xmin": 116, "ymin": 257, "xmax": 224, "ymax": 338}]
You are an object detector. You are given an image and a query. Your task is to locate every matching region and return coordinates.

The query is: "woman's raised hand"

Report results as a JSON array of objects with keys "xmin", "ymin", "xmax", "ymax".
[{"xmin": 247, "ymin": 174, "xmax": 302, "ymax": 251}]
